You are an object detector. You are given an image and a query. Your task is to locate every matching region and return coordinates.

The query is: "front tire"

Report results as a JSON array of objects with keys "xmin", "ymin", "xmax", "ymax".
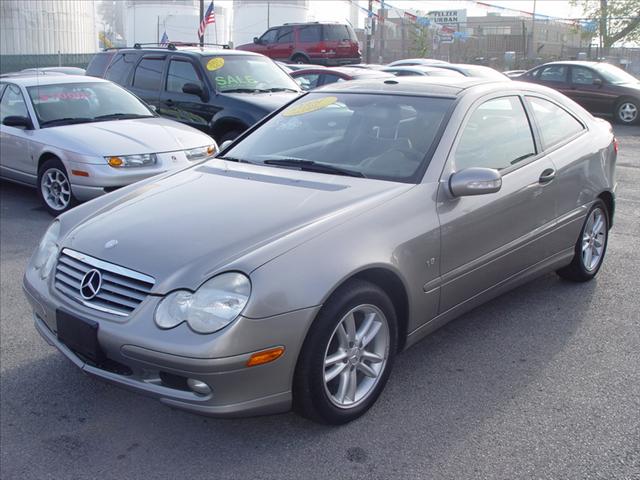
[
  {"xmin": 557, "ymin": 199, "xmax": 609, "ymax": 282},
  {"xmin": 615, "ymin": 99, "xmax": 639, "ymax": 125},
  {"xmin": 293, "ymin": 280, "xmax": 397, "ymax": 424},
  {"xmin": 291, "ymin": 54, "xmax": 308, "ymax": 65},
  {"xmin": 37, "ymin": 158, "xmax": 77, "ymax": 216}
]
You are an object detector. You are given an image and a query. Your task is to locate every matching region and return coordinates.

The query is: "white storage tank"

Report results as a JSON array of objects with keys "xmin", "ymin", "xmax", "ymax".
[
  {"xmin": 232, "ymin": 0, "xmax": 310, "ymax": 47},
  {"xmin": 0, "ymin": 0, "xmax": 97, "ymax": 55}
]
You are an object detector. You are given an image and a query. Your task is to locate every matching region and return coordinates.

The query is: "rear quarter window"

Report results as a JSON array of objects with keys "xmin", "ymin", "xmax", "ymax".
[
  {"xmin": 526, "ymin": 96, "xmax": 585, "ymax": 149},
  {"xmin": 323, "ymin": 25, "xmax": 350, "ymax": 41},
  {"xmin": 105, "ymin": 53, "xmax": 139, "ymax": 85},
  {"xmin": 86, "ymin": 52, "xmax": 115, "ymax": 77}
]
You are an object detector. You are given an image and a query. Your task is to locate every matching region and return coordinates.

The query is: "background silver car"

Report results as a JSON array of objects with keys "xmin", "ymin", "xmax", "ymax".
[
  {"xmin": 23, "ymin": 77, "xmax": 616, "ymax": 424},
  {"xmin": 0, "ymin": 75, "xmax": 217, "ymax": 214}
]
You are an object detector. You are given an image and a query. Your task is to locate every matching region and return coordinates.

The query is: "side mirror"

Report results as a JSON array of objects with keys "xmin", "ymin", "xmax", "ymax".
[
  {"xmin": 449, "ymin": 167, "xmax": 502, "ymax": 197},
  {"xmin": 219, "ymin": 140, "xmax": 233, "ymax": 152},
  {"xmin": 182, "ymin": 82, "xmax": 206, "ymax": 100},
  {"xmin": 2, "ymin": 115, "xmax": 33, "ymax": 129},
  {"xmin": 593, "ymin": 78, "xmax": 603, "ymax": 86},
  {"xmin": 253, "ymin": 37, "xmax": 261, "ymax": 44}
]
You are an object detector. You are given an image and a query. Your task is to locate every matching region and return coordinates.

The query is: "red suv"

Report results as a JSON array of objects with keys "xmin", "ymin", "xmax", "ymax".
[{"xmin": 237, "ymin": 22, "xmax": 361, "ymax": 66}]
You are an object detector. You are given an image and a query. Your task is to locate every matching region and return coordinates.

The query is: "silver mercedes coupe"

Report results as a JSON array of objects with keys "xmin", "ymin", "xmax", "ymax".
[{"xmin": 23, "ymin": 77, "xmax": 617, "ymax": 424}]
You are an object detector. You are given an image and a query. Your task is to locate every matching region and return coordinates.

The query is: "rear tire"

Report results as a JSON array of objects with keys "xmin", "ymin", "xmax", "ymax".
[
  {"xmin": 37, "ymin": 158, "xmax": 77, "ymax": 216},
  {"xmin": 218, "ymin": 129, "xmax": 243, "ymax": 144},
  {"xmin": 291, "ymin": 54, "xmax": 308, "ymax": 65},
  {"xmin": 293, "ymin": 280, "xmax": 397, "ymax": 425},
  {"xmin": 615, "ymin": 99, "xmax": 639, "ymax": 125},
  {"xmin": 557, "ymin": 199, "xmax": 609, "ymax": 282}
]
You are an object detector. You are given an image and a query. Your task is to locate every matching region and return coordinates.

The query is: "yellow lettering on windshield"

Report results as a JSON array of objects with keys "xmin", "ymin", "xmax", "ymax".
[
  {"xmin": 206, "ymin": 57, "xmax": 225, "ymax": 71},
  {"xmin": 282, "ymin": 96, "xmax": 338, "ymax": 117}
]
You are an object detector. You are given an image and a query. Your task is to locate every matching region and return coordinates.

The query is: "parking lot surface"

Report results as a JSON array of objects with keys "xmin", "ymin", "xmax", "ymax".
[{"xmin": 1, "ymin": 125, "xmax": 639, "ymax": 480}]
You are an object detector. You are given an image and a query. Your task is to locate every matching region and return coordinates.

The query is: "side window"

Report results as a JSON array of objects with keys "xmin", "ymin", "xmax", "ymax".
[
  {"xmin": 454, "ymin": 96, "xmax": 536, "ymax": 171},
  {"xmin": 299, "ymin": 25, "xmax": 321, "ymax": 42},
  {"xmin": 295, "ymin": 73, "xmax": 321, "ymax": 91},
  {"xmin": 167, "ymin": 60, "xmax": 201, "ymax": 93},
  {"xmin": 105, "ymin": 53, "xmax": 138, "ymax": 85},
  {"xmin": 527, "ymin": 96, "xmax": 585, "ymax": 149},
  {"xmin": 571, "ymin": 66, "xmax": 597, "ymax": 85},
  {"xmin": 260, "ymin": 29, "xmax": 277, "ymax": 44},
  {"xmin": 276, "ymin": 26, "xmax": 293, "ymax": 44},
  {"xmin": 0, "ymin": 84, "xmax": 29, "ymax": 123},
  {"xmin": 321, "ymin": 74, "xmax": 345, "ymax": 86},
  {"xmin": 132, "ymin": 57, "xmax": 165, "ymax": 91},
  {"xmin": 539, "ymin": 65, "xmax": 567, "ymax": 83}
]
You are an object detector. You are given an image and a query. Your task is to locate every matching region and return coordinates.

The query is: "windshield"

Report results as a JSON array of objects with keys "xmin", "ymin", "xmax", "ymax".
[
  {"xmin": 223, "ymin": 93, "xmax": 452, "ymax": 183},
  {"xmin": 593, "ymin": 63, "xmax": 639, "ymax": 85},
  {"xmin": 27, "ymin": 82, "xmax": 153, "ymax": 127},
  {"xmin": 201, "ymin": 55, "xmax": 300, "ymax": 93}
]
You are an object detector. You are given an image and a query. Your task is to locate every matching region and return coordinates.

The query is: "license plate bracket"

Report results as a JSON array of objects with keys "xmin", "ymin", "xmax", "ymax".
[{"xmin": 56, "ymin": 310, "xmax": 105, "ymax": 363}]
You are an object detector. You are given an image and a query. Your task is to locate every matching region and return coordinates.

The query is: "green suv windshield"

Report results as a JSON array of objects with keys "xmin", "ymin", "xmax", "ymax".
[
  {"xmin": 223, "ymin": 92, "xmax": 453, "ymax": 183},
  {"xmin": 201, "ymin": 55, "xmax": 300, "ymax": 93}
]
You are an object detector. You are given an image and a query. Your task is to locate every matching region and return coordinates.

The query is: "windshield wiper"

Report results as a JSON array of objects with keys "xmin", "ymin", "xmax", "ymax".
[
  {"xmin": 223, "ymin": 88, "xmax": 269, "ymax": 93},
  {"xmin": 265, "ymin": 87, "xmax": 299, "ymax": 93},
  {"xmin": 39, "ymin": 117, "xmax": 94, "ymax": 127},
  {"xmin": 93, "ymin": 113, "xmax": 154, "ymax": 121},
  {"xmin": 217, "ymin": 156, "xmax": 254, "ymax": 164},
  {"xmin": 263, "ymin": 159, "xmax": 364, "ymax": 177}
]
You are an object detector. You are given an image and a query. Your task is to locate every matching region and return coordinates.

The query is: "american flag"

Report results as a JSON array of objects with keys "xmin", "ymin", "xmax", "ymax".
[
  {"xmin": 160, "ymin": 31, "xmax": 169, "ymax": 46},
  {"xmin": 198, "ymin": 1, "xmax": 215, "ymax": 38}
]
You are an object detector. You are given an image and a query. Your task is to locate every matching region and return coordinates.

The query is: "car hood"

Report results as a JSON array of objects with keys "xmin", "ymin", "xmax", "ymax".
[
  {"xmin": 37, "ymin": 117, "xmax": 214, "ymax": 158},
  {"xmin": 62, "ymin": 160, "xmax": 412, "ymax": 293},
  {"xmin": 224, "ymin": 91, "xmax": 300, "ymax": 116}
]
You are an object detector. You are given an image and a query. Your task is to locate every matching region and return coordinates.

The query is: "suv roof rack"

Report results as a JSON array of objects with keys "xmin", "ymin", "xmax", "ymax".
[{"xmin": 132, "ymin": 42, "xmax": 230, "ymax": 51}]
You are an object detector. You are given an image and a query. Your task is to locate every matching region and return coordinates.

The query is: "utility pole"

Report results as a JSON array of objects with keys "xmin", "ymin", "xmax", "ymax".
[
  {"xmin": 199, "ymin": 0, "xmax": 204, "ymax": 47},
  {"xmin": 599, "ymin": 0, "xmax": 607, "ymax": 58},
  {"xmin": 529, "ymin": 0, "xmax": 537, "ymax": 59},
  {"xmin": 379, "ymin": 5, "xmax": 385, "ymax": 63},
  {"xmin": 366, "ymin": 0, "xmax": 373, "ymax": 63}
]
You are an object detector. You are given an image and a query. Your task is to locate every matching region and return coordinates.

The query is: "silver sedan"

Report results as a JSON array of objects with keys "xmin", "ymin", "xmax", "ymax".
[
  {"xmin": 23, "ymin": 77, "xmax": 617, "ymax": 424},
  {"xmin": 0, "ymin": 75, "xmax": 217, "ymax": 214}
]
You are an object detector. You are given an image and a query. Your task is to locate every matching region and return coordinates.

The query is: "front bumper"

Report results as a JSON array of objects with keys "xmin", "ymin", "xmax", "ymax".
[{"xmin": 24, "ymin": 269, "xmax": 319, "ymax": 418}]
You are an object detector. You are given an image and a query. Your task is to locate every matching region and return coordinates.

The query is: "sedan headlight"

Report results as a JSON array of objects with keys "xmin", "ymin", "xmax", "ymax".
[
  {"xmin": 106, "ymin": 153, "xmax": 157, "ymax": 168},
  {"xmin": 32, "ymin": 220, "xmax": 60, "ymax": 279},
  {"xmin": 185, "ymin": 145, "xmax": 217, "ymax": 161},
  {"xmin": 155, "ymin": 272, "xmax": 251, "ymax": 334}
]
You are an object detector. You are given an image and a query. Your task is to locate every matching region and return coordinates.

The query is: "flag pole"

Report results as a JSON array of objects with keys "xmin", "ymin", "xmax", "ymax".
[{"xmin": 199, "ymin": 0, "xmax": 204, "ymax": 47}]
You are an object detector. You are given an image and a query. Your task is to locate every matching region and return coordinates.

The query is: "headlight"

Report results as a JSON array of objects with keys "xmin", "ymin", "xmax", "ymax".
[
  {"xmin": 184, "ymin": 144, "xmax": 217, "ymax": 161},
  {"xmin": 32, "ymin": 220, "xmax": 60, "ymax": 279},
  {"xmin": 106, "ymin": 153, "xmax": 157, "ymax": 168},
  {"xmin": 155, "ymin": 272, "xmax": 251, "ymax": 334}
]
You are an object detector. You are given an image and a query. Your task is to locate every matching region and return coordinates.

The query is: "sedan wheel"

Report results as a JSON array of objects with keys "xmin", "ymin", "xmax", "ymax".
[
  {"xmin": 323, "ymin": 304, "xmax": 390, "ymax": 409},
  {"xmin": 294, "ymin": 280, "xmax": 397, "ymax": 424},
  {"xmin": 38, "ymin": 159, "xmax": 77, "ymax": 215},
  {"xmin": 616, "ymin": 101, "xmax": 638, "ymax": 124},
  {"xmin": 557, "ymin": 200, "xmax": 609, "ymax": 282}
]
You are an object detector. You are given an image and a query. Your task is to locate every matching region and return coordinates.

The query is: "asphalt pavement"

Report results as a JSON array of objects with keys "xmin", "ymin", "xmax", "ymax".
[{"xmin": 1, "ymin": 125, "xmax": 639, "ymax": 480}]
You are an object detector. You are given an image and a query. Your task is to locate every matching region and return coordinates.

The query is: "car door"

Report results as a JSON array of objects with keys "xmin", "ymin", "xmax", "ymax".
[
  {"xmin": 535, "ymin": 64, "xmax": 571, "ymax": 96},
  {"xmin": 128, "ymin": 55, "xmax": 166, "ymax": 108},
  {"xmin": 436, "ymin": 95, "xmax": 558, "ymax": 313},
  {"xmin": 269, "ymin": 26, "xmax": 294, "ymax": 60},
  {"xmin": 254, "ymin": 28, "xmax": 277, "ymax": 57},
  {"xmin": 0, "ymin": 83, "xmax": 35, "ymax": 182},
  {"xmin": 297, "ymin": 24, "xmax": 322, "ymax": 62},
  {"xmin": 158, "ymin": 56, "xmax": 215, "ymax": 133},
  {"xmin": 568, "ymin": 65, "xmax": 617, "ymax": 114}
]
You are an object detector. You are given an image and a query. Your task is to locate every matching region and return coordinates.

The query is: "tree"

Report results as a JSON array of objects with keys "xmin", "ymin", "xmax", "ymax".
[{"xmin": 574, "ymin": 0, "xmax": 640, "ymax": 54}]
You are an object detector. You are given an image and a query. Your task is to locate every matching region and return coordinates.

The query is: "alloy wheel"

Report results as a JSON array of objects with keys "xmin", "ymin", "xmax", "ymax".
[
  {"xmin": 323, "ymin": 304, "xmax": 390, "ymax": 409},
  {"xmin": 581, "ymin": 207, "xmax": 606, "ymax": 271},
  {"xmin": 40, "ymin": 167, "xmax": 71, "ymax": 211},
  {"xmin": 618, "ymin": 102, "xmax": 638, "ymax": 123}
]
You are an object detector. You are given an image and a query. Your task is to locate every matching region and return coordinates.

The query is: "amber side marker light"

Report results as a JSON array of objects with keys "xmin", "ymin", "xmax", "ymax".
[
  {"xmin": 246, "ymin": 346, "xmax": 285, "ymax": 367},
  {"xmin": 71, "ymin": 170, "xmax": 89, "ymax": 177}
]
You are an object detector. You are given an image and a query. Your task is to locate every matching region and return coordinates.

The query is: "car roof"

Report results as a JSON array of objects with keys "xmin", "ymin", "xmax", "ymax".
[
  {"xmin": 383, "ymin": 65, "xmax": 457, "ymax": 72},
  {"xmin": 315, "ymin": 76, "xmax": 512, "ymax": 97},
  {"xmin": 0, "ymin": 75, "xmax": 109, "ymax": 87},
  {"xmin": 113, "ymin": 46, "xmax": 263, "ymax": 57},
  {"xmin": 538, "ymin": 61, "xmax": 601, "ymax": 67}
]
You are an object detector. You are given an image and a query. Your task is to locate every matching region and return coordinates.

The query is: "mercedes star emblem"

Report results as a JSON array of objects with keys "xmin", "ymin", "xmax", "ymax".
[{"xmin": 80, "ymin": 269, "xmax": 102, "ymax": 300}]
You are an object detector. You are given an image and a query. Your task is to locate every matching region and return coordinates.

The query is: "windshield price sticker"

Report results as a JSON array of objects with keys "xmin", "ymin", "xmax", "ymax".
[
  {"xmin": 215, "ymin": 75, "xmax": 258, "ymax": 88},
  {"xmin": 206, "ymin": 57, "xmax": 225, "ymax": 71},
  {"xmin": 282, "ymin": 96, "xmax": 338, "ymax": 117}
]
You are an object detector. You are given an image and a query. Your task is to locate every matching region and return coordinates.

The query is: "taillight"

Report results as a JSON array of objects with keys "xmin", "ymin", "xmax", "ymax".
[{"xmin": 613, "ymin": 137, "xmax": 619, "ymax": 154}]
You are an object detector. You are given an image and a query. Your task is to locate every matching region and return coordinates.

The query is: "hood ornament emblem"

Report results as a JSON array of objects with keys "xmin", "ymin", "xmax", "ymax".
[{"xmin": 104, "ymin": 239, "xmax": 118, "ymax": 249}]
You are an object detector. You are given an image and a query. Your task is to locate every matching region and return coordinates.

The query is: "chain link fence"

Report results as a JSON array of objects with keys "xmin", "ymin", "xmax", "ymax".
[{"xmin": 0, "ymin": 53, "xmax": 95, "ymax": 74}]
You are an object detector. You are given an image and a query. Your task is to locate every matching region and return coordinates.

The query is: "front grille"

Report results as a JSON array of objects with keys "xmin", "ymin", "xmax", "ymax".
[{"xmin": 54, "ymin": 249, "xmax": 155, "ymax": 317}]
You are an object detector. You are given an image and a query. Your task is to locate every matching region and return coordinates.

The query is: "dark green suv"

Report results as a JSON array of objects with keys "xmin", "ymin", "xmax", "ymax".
[{"xmin": 86, "ymin": 44, "xmax": 301, "ymax": 142}]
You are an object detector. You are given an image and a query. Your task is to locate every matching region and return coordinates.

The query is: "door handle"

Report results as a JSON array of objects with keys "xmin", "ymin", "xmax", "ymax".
[
  {"xmin": 539, "ymin": 168, "xmax": 556, "ymax": 184},
  {"xmin": 166, "ymin": 99, "xmax": 175, "ymax": 106}
]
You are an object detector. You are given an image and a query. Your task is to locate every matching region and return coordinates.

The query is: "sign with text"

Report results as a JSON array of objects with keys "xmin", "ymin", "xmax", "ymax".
[{"xmin": 428, "ymin": 9, "xmax": 467, "ymax": 26}]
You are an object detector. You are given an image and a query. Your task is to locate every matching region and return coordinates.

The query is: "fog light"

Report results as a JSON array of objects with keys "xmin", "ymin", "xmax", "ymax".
[{"xmin": 187, "ymin": 378, "xmax": 211, "ymax": 395}]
